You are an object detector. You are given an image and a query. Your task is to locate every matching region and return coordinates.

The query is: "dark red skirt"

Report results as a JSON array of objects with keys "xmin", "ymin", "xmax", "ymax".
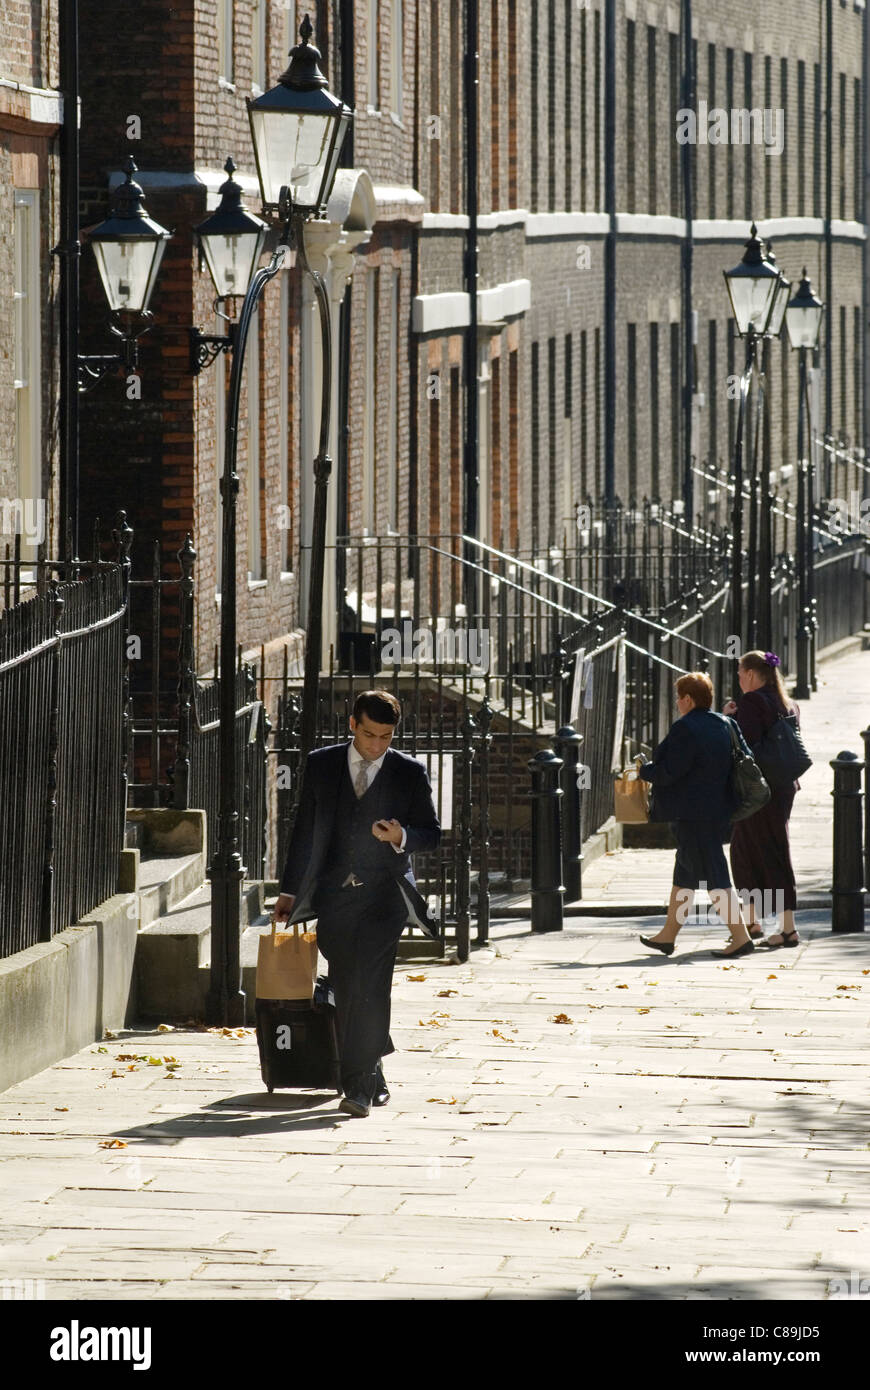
[{"xmin": 729, "ymin": 788, "xmax": 797, "ymax": 912}]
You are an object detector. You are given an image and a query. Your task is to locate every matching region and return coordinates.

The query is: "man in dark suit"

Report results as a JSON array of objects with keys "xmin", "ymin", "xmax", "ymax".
[{"xmin": 273, "ymin": 689, "xmax": 441, "ymax": 1117}]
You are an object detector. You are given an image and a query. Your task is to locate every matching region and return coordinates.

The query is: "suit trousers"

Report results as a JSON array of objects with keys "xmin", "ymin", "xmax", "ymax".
[{"xmin": 313, "ymin": 879, "xmax": 407, "ymax": 1097}]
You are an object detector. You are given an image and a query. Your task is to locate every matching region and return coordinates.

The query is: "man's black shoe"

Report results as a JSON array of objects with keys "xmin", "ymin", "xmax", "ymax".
[
  {"xmin": 372, "ymin": 1068, "xmax": 390, "ymax": 1107},
  {"xmin": 338, "ymin": 1092, "xmax": 371, "ymax": 1118}
]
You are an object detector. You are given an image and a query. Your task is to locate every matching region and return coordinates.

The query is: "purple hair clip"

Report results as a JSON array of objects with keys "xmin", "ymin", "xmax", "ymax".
[{"xmin": 763, "ymin": 651, "xmax": 781, "ymax": 667}]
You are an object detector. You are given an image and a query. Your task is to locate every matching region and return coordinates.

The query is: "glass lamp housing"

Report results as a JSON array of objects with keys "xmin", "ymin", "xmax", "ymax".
[
  {"xmin": 785, "ymin": 271, "xmax": 824, "ymax": 351},
  {"xmin": 723, "ymin": 224, "xmax": 781, "ymax": 337},
  {"xmin": 194, "ymin": 159, "xmax": 268, "ymax": 298},
  {"xmin": 88, "ymin": 160, "xmax": 171, "ymax": 313}
]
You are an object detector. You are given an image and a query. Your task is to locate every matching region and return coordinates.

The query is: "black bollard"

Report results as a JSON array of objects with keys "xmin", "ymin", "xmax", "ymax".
[
  {"xmin": 830, "ymin": 751, "xmax": 867, "ymax": 934},
  {"xmin": 553, "ymin": 726, "xmax": 584, "ymax": 903},
  {"xmin": 528, "ymin": 750, "xmax": 564, "ymax": 932}
]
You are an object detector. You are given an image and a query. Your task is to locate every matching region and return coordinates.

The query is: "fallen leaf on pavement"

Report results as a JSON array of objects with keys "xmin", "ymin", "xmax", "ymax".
[
  {"xmin": 407, "ymin": 975, "xmax": 426, "ymax": 982},
  {"xmin": 550, "ymin": 1014, "xmax": 573, "ymax": 1024},
  {"xmin": 491, "ymin": 1029, "xmax": 514, "ymax": 1042},
  {"xmin": 147, "ymin": 1056, "xmax": 163, "ymax": 1065},
  {"xmin": 55, "ymin": 1107, "xmax": 68, "ymax": 1112},
  {"xmin": 615, "ymin": 984, "xmax": 628, "ymax": 990},
  {"xmin": 157, "ymin": 1024, "xmax": 173, "ymax": 1032},
  {"xmin": 98, "ymin": 1139, "xmax": 127, "ymax": 1149},
  {"xmin": 418, "ymin": 1018, "xmax": 444, "ymax": 1027},
  {"xmin": 636, "ymin": 1008, "xmax": 651, "ymax": 1014},
  {"xmin": 103, "ymin": 1030, "xmax": 117, "ymax": 1040},
  {"xmin": 767, "ymin": 975, "xmax": 778, "ymax": 980},
  {"xmin": 437, "ymin": 989, "xmax": 458, "ymax": 997},
  {"xmin": 110, "ymin": 1070, "xmax": 124, "ymax": 1079},
  {"xmin": 837, "ymin": 985, "xmax": 859, "ymax": 991},
  {"xmin": 427, "ymin": 1097, "xmax": 458, "ymax": 1105}
]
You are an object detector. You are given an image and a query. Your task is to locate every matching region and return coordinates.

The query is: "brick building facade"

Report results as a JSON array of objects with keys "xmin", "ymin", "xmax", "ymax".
[
  {"xmin": 2, "ymin": 1, "xmax": 867, "ymax": 867},
  {"xmin": 0, "ymin": 2, "xmax": 61, "ymax": 568}
]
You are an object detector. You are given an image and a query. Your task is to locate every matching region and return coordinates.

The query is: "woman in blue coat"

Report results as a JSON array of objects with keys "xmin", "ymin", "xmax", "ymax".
[{"xmin": 637, "ymin": 671, "xmax": 755, "ymax": 959}]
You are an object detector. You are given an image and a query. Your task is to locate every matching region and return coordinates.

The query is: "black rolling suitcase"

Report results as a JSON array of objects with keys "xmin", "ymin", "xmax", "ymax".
[{"xmin": 255, "ymin": 977, "xmax": 341, "ymax": 1095}]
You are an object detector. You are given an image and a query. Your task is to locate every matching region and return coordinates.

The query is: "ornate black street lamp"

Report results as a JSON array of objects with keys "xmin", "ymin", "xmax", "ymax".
[
  {"xmin": 189, "ymin": 158, "xmax": 268, "ymax": 374},
  {"xmin": 723, "ymin": 225, "xmax": 786, "ymax": 642},
  {"xmin": 785, "ymin": 270, "xmax": 824, "ymax": 700},
  {"xmin": 196, "ymin": 14, "xmax": 351, "ymax": 1026}
]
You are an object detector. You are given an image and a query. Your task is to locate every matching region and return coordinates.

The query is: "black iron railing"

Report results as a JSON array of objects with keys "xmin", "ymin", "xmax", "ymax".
[{"xmin": 0, "ymin": 559, "xmax": 127, "ymax": 959}]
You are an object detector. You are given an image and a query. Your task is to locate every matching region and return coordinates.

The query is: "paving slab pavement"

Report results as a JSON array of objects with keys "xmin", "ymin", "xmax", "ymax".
[{"xmin": 0, "ymin": 905, "xmax": 868, "ymax": 1301}]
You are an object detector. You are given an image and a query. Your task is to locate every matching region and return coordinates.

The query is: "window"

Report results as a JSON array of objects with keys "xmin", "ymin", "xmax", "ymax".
[
  {"xmin": 547, "ymin": 336, "xmax": 556, "ymax": 543},
  {"xmin": 647, "ymin": 27, "xmax": 657, "ymax": 215},
  {"xmin": 279, "ymin": 273, "xmax": 290, "ymax": 572},
  {"xmin": 670, "ymin": 32, "xmax": 680, "ymax": 217},
  {"xmin": 508, "ymin": 0, "xmax": 518, "ymax": 206},
  {"xmin": 593, "ymin": 8, "xmax": 601, "ymax": 208},
  {"xmin": 627, "ymin": 324, "xmax": 637, "ymax": 503},
  {"xmin": 839, "ymin": 72, "xmax": 847, "ymax": 221},
  {"xmin": 387, "ymin": 271, "xmax": 400, "ymax": 529},
  {"xmin": 430, "ymin": 1, "xmax": 441, "ymax": 209},
  {"xmin": 707, "ymin": 45, "xmax": 716, "ymax": 218},
  {"xmin": 564, "ymin": 0, "xmax": 573, "ymax": 209},
  {"xmin": 251, "ymin": 0, "xmax": 266, "ymax": 94},
  {"xmin": 626, "ymin": 21, "xmax": 636, "ymax": 213},
  {"xmin": 813, "ymin": 64, "xmax": 822, "ymax": 216},
  {"xmin": 670, "ymin": 322, "xmax": 680, "ymax": 498},
  {"xmin": 725, "ymin": 48, "xmax": 734, "ymax": 216},
  {"xmin": 13, "ymin": 190, "xmax": 41, "ymax": 565},
  {"xmin": 368, "ymin": 0, "xmax": 380, "ymax": 109},
  {"xmin": 649, "ymin": 323, "xmax": 660, "ymax": 500},
  {"xmin": 449, "ymin": 0, "xmax": 461, "ymax": 211},
  {"xmin": 362, "ymin": 270, "xmax": 378, "ymax": 533},
  {"xmin": 531, "ymin": 341, "xmax": 540, "ymax": 550},
  {"xmin": 708, "ymin": 320, "xmax": 718, "ymax": 471},
  {"xmin": 491, "ymin": 0, "xmax": 500, "ymax": 208},
  {"xmin": 797, "ymin": 60, "xmax": 806, "ymax": 215},
  {"xmin": 390, "ymin": 0, "xmax": 404, "ymax": 121},
  {"xmin": 780, "ymin": 58, "xmax": 788, "ymax": 210},
  {"xmin": 215, "ymin": 321, "xmax": 227, "ymax": 594},
  {"xmin": 247, "ymin": 302, "xmax": 262, "ymax": 580},
  {"xmin": 743, "ymin": 53, "xmax": 752, "ymax": 220},
  {"xmin": 547, "ymin": 0, "xmax": 556, "ymax": 212},
  {"xmin": 764, "ymin": 55, "xmax": 772, "ymax": 217},
  {"xmin": 218, "ymin": 0, "xmax": 234, "ymax": 84},
  {"xmin": 579, "ymin": 4, "xmax": 588, "ymax": 209},
  {"xmin": 579, "ymin": 330, "xmax": 588, "ymax": 502}
]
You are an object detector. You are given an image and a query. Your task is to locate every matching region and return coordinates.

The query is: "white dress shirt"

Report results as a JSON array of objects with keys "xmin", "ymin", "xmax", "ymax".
[{"xmin": 347, "ymin": 742, "xmax": 407, "ymax": 852}]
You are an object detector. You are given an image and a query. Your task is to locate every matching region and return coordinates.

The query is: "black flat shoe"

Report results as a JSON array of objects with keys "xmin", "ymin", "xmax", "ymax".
[
  {"xmin": 710, "ymin": 940, "xmax": 755, "ymax": 959},
  {"xmin": 639, "ymin": 935, "xmax": 675, "ymax": 956},
  {"xmin": 338, "ymin": 1093, "xmax": 371, "ymax": 1118},
  {"xmin": 372, "ymin": 1068, "xmax": 390, "ymax": 1107}
]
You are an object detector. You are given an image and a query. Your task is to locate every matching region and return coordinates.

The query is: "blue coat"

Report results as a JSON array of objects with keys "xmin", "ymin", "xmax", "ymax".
[{"xmin": 639, "ymin": 708, "xmax": 749, "ymax": 823}]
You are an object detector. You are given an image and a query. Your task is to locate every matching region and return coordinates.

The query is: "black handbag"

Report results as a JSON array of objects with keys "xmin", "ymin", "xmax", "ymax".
[
  {"xmin": 727, "ymin": 718, "xmax": 772, "ymax": 822},
  {"xmin": 752, "ymin": 712, "xmax": 812, "ymax": 788}
]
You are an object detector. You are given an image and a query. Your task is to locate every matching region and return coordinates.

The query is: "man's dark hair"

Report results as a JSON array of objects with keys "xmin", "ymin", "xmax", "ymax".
[{"xmin": 352, "ymin": 689, "xmax": 402, "ymax": 726}]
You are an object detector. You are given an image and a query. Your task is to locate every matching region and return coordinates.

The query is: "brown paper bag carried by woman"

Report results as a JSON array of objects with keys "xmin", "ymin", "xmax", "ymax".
[
  {"xmin": 613, "ymin": 758, "xmax": 650, "ymax": 824},
  {"xmin": 256, "ymin": 918, "xmax": 319, "ymax": 1001}
]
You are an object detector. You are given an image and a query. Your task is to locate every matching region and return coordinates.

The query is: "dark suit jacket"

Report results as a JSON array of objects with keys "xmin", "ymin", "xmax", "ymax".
[
  {"xmin": 639, "ymin": 708, "xmax": 750, "ymax": 823},
  {"xmin": 279, "ymin": 742, "xmax": 442, "ymax": 933}
]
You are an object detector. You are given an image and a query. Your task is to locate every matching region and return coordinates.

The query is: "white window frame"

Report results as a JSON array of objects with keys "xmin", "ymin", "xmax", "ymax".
[
  {"xmin": 218, "ymin": 0, "xmax": 235, "ymax": 86},
  {"xmin": 390, "ymin": 0, "xmax": 404, "ymax": 123},
  {"xmin": 13, "ymin": 190, "xmax": 42, "ymax": 567},
  {"xmin": 387, "ymin": 271, "xmax": 399, "ymax": 531},
  {"xmin": 247, "ymin": 302, "xmax": 263, "ymax": 582},
  {"xmin": 251, "ymin": 0, "xmax": 266, "ymax": 94},
  {"xmin": 368, "ymin": 0, "xmax": 380, "ymax": 111},
  {"xmin": 362, "ymin": 272, "xmax": 377, "ymax": 533},
  {"xmin": 279, "ymin": 272, "xmax": 291, "ymax": 575},
  {"xmin": 215, "ymin": 314, "xmax": 227, "ymax": 598}
]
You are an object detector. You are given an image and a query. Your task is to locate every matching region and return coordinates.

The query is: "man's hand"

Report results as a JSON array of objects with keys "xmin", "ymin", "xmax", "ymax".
[
  {"xmin": 372, "ymin": 817, "xmax": 403, "ymax": 847},
  {"xmin": 273, "ymin": 892, "xmax": 295, "ymax": 925},
  {"xmin": 722, "ymin": 699, "xmax": 738, "ymax": 716}
]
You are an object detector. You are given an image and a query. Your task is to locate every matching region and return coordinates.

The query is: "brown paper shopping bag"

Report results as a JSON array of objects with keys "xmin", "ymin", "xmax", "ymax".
[
  {"xmin": 613, "ymin": 759, "xmax": 650, "ymax": 824},
  {"xmin": 256, "ymin": 918, "xmax": 319, "ymax": 1001}
]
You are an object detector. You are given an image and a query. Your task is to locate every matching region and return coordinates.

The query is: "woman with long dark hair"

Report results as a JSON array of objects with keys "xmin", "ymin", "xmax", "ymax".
[
  {"xmin": 637, "ymin": 671, "xmax": 755, "ymax": 960},
  {"xmin": 723, "ymin": 650, "xmax": 801, "ymax": 947}
]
